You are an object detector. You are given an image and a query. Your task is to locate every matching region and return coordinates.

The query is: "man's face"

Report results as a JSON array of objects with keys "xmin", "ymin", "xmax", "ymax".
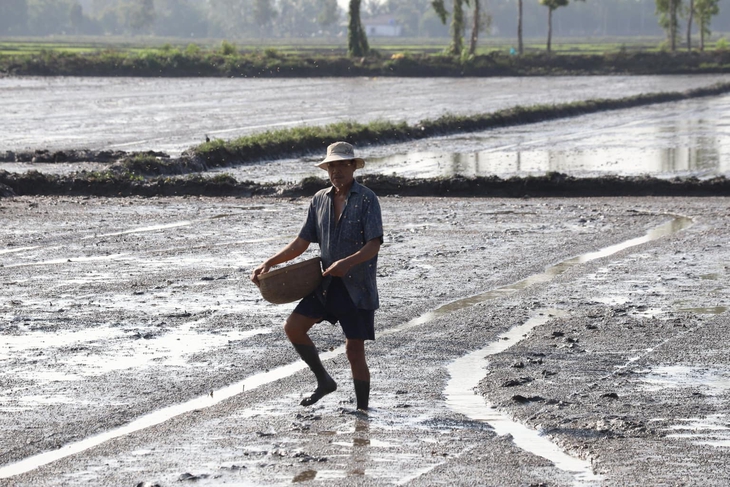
[{"xmin": 327, "ymin": 160, "xmax": 356, "ymax": 188}]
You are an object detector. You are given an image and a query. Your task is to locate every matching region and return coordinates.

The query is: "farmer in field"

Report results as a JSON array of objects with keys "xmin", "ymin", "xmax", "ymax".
[{"xmin": 251, "ymin": 141, "xmax": 383, "ymax": 411}]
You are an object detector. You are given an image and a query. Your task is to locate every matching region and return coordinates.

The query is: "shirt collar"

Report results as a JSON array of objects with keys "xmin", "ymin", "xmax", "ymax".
[{"xmin": 326, "ymin": 179, "xmax": 361, "ymax": 197}]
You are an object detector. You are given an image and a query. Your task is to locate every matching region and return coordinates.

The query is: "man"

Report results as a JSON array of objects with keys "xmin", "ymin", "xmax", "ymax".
[{"xmin": 251, "ymin": 141, "xmax": 383, "ymax": 411}]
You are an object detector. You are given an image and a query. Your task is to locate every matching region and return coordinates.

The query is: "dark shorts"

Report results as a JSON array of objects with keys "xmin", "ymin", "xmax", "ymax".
[{"xmin": 293, "ymin": 277, "xmax": 375, "ymax": 341}]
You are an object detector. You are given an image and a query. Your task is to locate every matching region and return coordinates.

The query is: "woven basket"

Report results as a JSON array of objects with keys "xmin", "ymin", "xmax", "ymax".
[{"xmin": 258, "ymin": 257, "xmax": 323, "ymax": 304}]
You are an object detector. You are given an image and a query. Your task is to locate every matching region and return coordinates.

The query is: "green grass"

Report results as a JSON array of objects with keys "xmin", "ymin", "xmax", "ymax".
[
  {"xmin": 0, "ymin": 34, "xmax": 716, "ymax": 57},
  {"xmin": 2, "ymin": 35, "xmax": 729, "ymax": 78}
]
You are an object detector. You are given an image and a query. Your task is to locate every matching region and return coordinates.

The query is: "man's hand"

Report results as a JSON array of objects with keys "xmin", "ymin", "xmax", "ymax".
[
  {"xmin": 322, "ymin": 259, "xmax": 351, "ymax": 278},
  {"xmin": 250, "ymin": 262, "xmax": 271, "ymax": 287}
]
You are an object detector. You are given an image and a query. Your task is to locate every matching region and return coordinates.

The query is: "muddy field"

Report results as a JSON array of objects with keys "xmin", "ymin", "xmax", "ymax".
[{"xmin": 1, "ymin": 194, "xmax": 728, "ymax": 486}]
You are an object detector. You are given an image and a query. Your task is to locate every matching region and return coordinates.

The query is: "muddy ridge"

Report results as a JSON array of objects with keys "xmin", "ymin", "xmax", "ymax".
[{"xmin": 1, "ymin": 170, "xmax": 728, "ymax": 198}]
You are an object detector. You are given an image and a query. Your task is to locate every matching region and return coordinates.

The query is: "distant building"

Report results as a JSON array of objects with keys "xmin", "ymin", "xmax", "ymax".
[{"xmin": 362, "ymin": 15, "xmax": 402, "ymax": 37}]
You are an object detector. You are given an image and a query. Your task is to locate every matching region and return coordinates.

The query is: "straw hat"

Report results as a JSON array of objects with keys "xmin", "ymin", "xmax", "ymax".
[
  {"xmin": 315, "ymin": 141, "xmax": 365, "ymax": 170},
  {"xmin": 257, "ymin": 257, "xmax": 322, "ymax": 304}
]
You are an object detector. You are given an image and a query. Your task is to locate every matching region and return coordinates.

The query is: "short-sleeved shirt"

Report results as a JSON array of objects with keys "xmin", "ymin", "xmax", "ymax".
[{"xmin": 298, "ymin": 180, "xmax": 383, "ymax": 310}]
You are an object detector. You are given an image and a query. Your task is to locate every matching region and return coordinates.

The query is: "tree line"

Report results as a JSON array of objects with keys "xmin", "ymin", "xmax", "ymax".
[{"xmin": 0, "ymin": 0, "xmax": 725, "ymax": 54}]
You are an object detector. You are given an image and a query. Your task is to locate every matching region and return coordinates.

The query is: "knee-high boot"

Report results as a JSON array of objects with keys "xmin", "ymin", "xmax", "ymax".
[
  {"xmin": 353, "ymin": 379, "xmax": 370, "ymax": 411},
  {"xmin": 292, "ymin": 343, "xmax": 337, "ymax": 406}
]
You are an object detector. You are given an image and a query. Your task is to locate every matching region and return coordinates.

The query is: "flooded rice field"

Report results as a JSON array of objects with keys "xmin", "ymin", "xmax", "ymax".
[
  {"xmin": 1, "ymin": 195, "xmax": 728, "ymax": 485},
  {"xmin": 215, "ymin": 92, "xmax": 730, "ymax": 182},
  {"xmin": 1, "ymin": 74, "xmax": 729, "ymax": 484},
  {"xmin": 1, "ymin": 75, "xmax": 729, "ymax": 181}
]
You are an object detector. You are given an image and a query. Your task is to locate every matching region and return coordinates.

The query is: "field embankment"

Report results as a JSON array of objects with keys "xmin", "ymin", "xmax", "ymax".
[{"xmin": 2, "ymin": 48, "xmax": 730, "ymax": 77}]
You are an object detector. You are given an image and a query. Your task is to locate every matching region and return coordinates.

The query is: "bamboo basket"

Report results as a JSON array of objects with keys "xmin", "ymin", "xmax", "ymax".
[{"xmin": 258, "ymin": 257, "xmax": 322, "ymax": 304}]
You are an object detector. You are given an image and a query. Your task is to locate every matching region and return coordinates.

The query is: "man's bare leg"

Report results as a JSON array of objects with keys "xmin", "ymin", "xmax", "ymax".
[
  {"xmin": 285, "ymin": 312, "xmax": 337, "ymax": 406},
  {"xmin": 346, "ymin": 338, "xmax": 370, "ymax": 410}
]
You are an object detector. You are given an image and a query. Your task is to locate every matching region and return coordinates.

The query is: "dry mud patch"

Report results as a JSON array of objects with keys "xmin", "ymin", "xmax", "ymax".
[{"xmin": 0, "ymin": 195, "xmax": 728, "ymax": 485}]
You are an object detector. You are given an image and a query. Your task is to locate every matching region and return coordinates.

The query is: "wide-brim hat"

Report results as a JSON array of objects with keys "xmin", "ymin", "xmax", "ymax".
[{"xmin": 316, "ymin": 141, "xmax": 365, "ymax": 170}]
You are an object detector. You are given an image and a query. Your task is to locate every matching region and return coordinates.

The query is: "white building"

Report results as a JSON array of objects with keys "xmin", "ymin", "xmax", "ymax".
[{"xmin": 362, "ymin": 15, "xmax": 402, "ymax": 37}]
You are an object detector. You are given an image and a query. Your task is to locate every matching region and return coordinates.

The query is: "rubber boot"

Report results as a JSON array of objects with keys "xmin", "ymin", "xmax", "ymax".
[
  {"xmin": 293, "ymin": 343, "xmax": 337, "ymax": 406},
  {"xmin": 353, "ymin": 379, "xmax": 370, "ymax": 411}
]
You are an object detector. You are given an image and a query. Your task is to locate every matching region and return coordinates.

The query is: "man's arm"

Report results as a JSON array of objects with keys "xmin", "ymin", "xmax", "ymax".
[
  {"xmin": 322, "ymin": 237, "xmax": 381, "ymax": 278},
  {"xmin": 250, "ymin": 236, "xmax": 311, "ymax": 286}
]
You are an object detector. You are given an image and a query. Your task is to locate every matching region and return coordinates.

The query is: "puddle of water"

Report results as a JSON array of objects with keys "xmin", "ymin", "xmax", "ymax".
[
  {"xmin": 639, "ymin": 365, "xmax": 730, "ymax": 395},
  {"xmin": 84, "ymin": 221, "xmax": 194, "ymax": 239},
  {"xmin": 0, "ymin": 215, "xmax": 691, "ymax": 480},
  {"xmin": 677, "ymin": 306, "xmax": 728, "ymax": 315},
  {"xmin": 386, "ymin": 216, "xmax": 693, "ymax": 336},
  {"xmin": 445, "ymin": 310, "xmax": 601, "ymax": 485},
  {"xmin": 4, "ymin": 253, "xmax": 133, "ymax": 269},
  {"xmin": 364, "ymin": 145, "xmax": 728, "ymax": 180},
  {"xmin": 700, "ymin": 273, "xmax": 720, "ymax": 280},
  {"xmin": 664, "ymin": 414, "xmax": 730, "ymax": 448}
]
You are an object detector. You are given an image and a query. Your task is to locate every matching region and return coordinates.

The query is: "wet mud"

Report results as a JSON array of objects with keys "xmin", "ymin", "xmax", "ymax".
[
  {"xmin": 2, "ymin": 170, "xmax": 728, "ymax": 199},
  {"xmin": 1, "ymin": 195, "xmax": 728, "ymax": 485}
]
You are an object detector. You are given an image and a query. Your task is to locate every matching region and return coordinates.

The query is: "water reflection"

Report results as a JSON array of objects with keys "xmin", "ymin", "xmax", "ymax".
[
  {"xmin": 367, "ymin": 145, "xmax": 723, "ymax": 180},
  {"xmin": 349, "ymin": 418, "xmax": 370, "ymax": 477},
  {"xmin": 361, "ymin": 105, "xmax": 728, "ymax": 180}
]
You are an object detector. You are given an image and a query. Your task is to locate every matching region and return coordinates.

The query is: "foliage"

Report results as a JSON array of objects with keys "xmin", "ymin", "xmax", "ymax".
[
  {"xmin": 539, "ymin": 0, "xmax": 570, "ymax": 11},
  {"xmin": 184, "ymin": 43, "xmax": 201, "ymax": 56},
  {"xmin": 655, "ymin": 0, "xmax": 684, "ymax": 51},
  {"xmin": 432, "ymin": 0, "xmax": 470, "ymax": 56},
  {"xmin": 693, "ymin": 0, "xmax": 720, "ymax": 50},
  {"xmin": 348, "ymin": 0, "xmax": 370, "ymax": 57},
  {"xmin": 219, "ymin": 40, "xmax": 238, "ymax": 56}
]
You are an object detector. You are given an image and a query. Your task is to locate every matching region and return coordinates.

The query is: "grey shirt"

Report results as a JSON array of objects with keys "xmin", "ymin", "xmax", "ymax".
[{"xmin": 299, "ymin": 180, "xmax": 383, "ymax": 310}]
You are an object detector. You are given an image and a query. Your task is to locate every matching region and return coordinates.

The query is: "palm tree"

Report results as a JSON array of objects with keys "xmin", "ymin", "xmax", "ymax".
[
  {"xmin": 433, "ymin": 0, "xmax": 468, "ymax": 56},
  {"xmin": 348, "ymin": 0, "xmax": 369, "ymax": 57},
  {"xmin": 687, "ymin": 0, "xmax": 694, "ymax": 50},
  {"xmin": 517, "ymin": 0, "xmax": 524, "ymax": 55},
  {"xmin": 468, "ymin": 0, "xmax": 482, "ymax": 56}
]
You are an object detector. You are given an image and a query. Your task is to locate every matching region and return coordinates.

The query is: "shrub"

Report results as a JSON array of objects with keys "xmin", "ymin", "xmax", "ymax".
[
  {"xmin": 184, "ymin": 43, "xmax": 201, "ymax": 56},
  {"xmin": 220, "ymin": 40, "xmax": 237, "ymax": 56},
  {"xmin": 263, "ymin": 47, "xmax": 280, "ymax": 59}
]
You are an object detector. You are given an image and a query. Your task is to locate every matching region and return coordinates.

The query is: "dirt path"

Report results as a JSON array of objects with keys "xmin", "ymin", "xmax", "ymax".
[{"xmin": 0, "ymin": 195, "xmax": 728, "ymax": 485}]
